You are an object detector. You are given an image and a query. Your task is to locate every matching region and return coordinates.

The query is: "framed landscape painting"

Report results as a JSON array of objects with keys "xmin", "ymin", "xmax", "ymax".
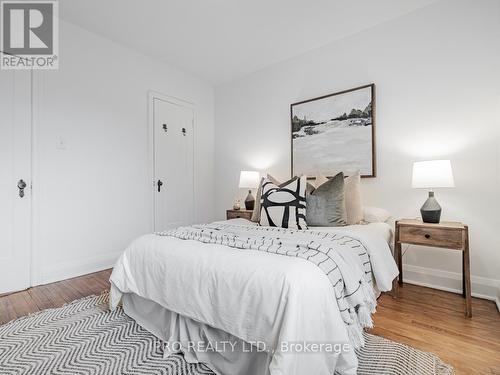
[{"xmin": 291, "ymin": 84, "xmax": 376, "ymax": 178}]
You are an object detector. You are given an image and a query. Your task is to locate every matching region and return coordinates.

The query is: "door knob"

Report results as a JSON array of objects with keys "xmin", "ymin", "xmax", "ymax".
[
  {"xmin": 17, "ymin": 179, "xmax": 27, "ymax": 197},
  {"xmin": 157, "ymin": 179, "xmax": 163, "ymax": 192}
]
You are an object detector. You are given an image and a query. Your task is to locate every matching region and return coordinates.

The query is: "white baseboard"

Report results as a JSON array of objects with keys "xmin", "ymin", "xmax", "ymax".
[
  {"xmin": 403, "ymin": 263, "xmax": 500, "ymax": 311},
  {"xmin": 38, "ymin": 251, "xmax": 122, "ymax": 286}
]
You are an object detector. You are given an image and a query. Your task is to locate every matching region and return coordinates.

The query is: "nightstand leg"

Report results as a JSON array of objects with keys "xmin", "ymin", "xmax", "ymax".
[
  {"xmin": 463, "ymin": 227, "xmax": 472, "ymax": 318},
  {"xmin": 462, "ymin": 251, "xmax": 466, "ymax": 297},
  {"xmin": 396, "ymin": 242, "xmax": 403, "ymax": 285},
  {"xmin": 394, "ymin": 223, "xmax": 403, "ymax": 286},
  {"xmin": 392, "ymin": 276, "xmax": 399, "ymax": 298},
  {"xmin": 394, "ymin": 242, "xmax": 403, "ymax": 286}
]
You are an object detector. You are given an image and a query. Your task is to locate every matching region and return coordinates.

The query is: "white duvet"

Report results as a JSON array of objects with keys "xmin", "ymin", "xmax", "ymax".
[{"xmin": 110, "ymin": 219, "xmax": 398, "ymax": 375}]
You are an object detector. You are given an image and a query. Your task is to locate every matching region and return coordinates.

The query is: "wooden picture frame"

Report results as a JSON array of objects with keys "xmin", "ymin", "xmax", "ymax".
[{"xmin": 291, "ymin": 84, "xmax": 376, "ymax": 178}]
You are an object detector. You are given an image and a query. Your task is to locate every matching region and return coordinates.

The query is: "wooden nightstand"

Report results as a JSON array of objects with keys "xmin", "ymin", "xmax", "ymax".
[
  {"xmin": 226, "ymin": 209, "xmax": 253, "ymax": 220},
  {"xmin": 394, "ymin": 219, "xmax": 471, "ymax": 317}
]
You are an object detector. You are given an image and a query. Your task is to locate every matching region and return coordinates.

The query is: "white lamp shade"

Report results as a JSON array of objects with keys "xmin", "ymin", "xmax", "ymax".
[
  {"xmin": 239, "ymin": 170, "xmax": 260, "ymax": 189},
  {"xmin": 412, "ymin": 160, "xmax": 455, "ymax": 189}
]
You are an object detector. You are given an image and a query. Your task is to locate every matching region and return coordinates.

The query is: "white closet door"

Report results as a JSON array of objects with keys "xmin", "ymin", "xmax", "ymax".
[
  {"xmin": 0, "ymin": 68, "xmax": 32, "ymax": 294},
  {"xmin": 153, "ymin": 98, "xmax": 194, "ymax": 231}
]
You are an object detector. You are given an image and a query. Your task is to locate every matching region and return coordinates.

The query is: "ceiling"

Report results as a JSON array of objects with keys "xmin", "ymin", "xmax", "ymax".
[{"xmin": 60, "ymin": 0, "xmax": 438, "ymax": 85}]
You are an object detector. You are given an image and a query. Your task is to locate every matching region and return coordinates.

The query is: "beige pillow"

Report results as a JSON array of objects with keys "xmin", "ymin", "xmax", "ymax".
[
  {"xmin": 316, "ymin": 171, "xmax": 363, "ymax": 225},
  {"xmin": 251, "ymin": 174, "xmax": 281, "ymax": 222},
  {"xmin": 315, "ymin": 174, "xmax": 329, "ymax": 188},
  {"xmin": 344, "ymin": 171, "xmax": 363, "ymax": 224}
]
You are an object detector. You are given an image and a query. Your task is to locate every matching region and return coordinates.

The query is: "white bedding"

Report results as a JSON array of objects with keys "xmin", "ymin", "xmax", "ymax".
[
  {"xmin": 219, "ymin": 219, "xmax": 395, "ymax": 291},
  {"xmin": 110, "ymin": 219, "xmax": 398, "ymax": 375}
]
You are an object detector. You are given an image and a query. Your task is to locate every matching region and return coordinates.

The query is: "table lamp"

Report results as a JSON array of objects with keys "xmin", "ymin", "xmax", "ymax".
[
  {"xmin": 412, "ymin": 160, "xmax": 455, "ymax": 223},
  {"xmin": 239, "ymin": 171, "xmax": 260, "ymax": 210}
]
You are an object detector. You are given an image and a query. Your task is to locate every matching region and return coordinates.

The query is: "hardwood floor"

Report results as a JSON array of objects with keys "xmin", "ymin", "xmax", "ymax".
[
  {"xmin": 0, "ymin": 270, "xmax": 499, "ymax": 374},
  {"xmin": 0, "ymin": 269, "xmax": 111, "ymax": 325},
  {"xmin": 371, "ymin": 285, "xmax": 500, "ymax": 375}
]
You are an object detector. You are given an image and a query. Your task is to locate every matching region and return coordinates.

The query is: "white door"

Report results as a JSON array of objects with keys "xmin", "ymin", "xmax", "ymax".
[
  {"xmin": 0, "ymin": 67, "xmax": 32, "ymax": 294},
  {"xmin": 153, "ymin": 98, "xmax": 194, "ymax": 231}
]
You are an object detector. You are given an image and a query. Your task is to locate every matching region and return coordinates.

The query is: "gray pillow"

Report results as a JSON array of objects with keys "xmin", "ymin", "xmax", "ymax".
[{"xmin": 306, "ymin": 172, "xmax": 347, "ymax": 226}]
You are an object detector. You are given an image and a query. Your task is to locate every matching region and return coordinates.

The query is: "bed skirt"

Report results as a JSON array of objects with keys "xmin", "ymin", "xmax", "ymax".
[{"xmin": 122, "ymin": 293, "xmax": 272, "ymax": 375}]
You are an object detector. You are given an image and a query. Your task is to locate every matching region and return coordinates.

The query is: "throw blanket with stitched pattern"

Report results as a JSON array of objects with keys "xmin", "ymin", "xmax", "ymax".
[{"xmin": 157, "ymin": 223, "xmax": 377, "ymax": 348}]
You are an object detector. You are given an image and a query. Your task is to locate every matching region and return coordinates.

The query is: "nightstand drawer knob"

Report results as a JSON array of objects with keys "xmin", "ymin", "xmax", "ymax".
[{"xmin": 425, "ymin": 233, "xmax": 431, "ymax": 239}]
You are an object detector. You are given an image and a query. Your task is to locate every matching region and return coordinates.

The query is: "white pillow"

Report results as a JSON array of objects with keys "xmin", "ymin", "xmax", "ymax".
[
  {"xmin": 260, "ymin": 176, "xmax": 307, "ymax": 229},
  {"xmin": 363, "ymin": 206, "xmax": 392, "ymax": 223}
]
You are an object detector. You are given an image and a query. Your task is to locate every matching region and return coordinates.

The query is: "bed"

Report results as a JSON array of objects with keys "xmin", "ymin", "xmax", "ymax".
[{"xmin": 109, "ymin": 218, "xmax": 398, "ymax": 375}]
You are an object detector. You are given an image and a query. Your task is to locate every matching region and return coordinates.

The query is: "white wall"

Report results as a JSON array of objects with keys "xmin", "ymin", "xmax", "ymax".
[
  {"xmin": 215, "ymin": 0, "xmax": 500, "ymax": 300},
  {"xmin": 33, "ymin": 20, "xmax": 215, "ymax": 284}
]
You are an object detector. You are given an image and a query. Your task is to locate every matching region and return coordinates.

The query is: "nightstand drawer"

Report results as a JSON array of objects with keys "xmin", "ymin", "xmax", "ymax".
[
  {"xmin": 226, "ymin": 210, "xmax": 253, "ymax": 220},
  {"xmin": 399, "ymin": 226, "xmax": 463, "ymax": 249}
]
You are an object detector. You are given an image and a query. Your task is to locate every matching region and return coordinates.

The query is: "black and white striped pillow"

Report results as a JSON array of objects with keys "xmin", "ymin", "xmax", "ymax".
[{"xmin": 259, "ymin": 176, "xmax": 307, "ymax": 229}]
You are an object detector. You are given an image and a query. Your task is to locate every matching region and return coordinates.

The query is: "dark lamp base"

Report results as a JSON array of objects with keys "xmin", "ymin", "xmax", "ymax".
[
  {"xmin": 244, "ymin": 190, "xmax": 255, "ymax": 211},
  {"xmin": 420, "ymin": 191, "xmax": 442, "ymax": 223}
]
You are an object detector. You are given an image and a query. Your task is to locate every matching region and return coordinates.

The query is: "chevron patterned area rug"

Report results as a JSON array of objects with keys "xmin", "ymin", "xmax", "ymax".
[{"xmin": 0, "ymin": 292, "xmax": 453, "ymax": 375}]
